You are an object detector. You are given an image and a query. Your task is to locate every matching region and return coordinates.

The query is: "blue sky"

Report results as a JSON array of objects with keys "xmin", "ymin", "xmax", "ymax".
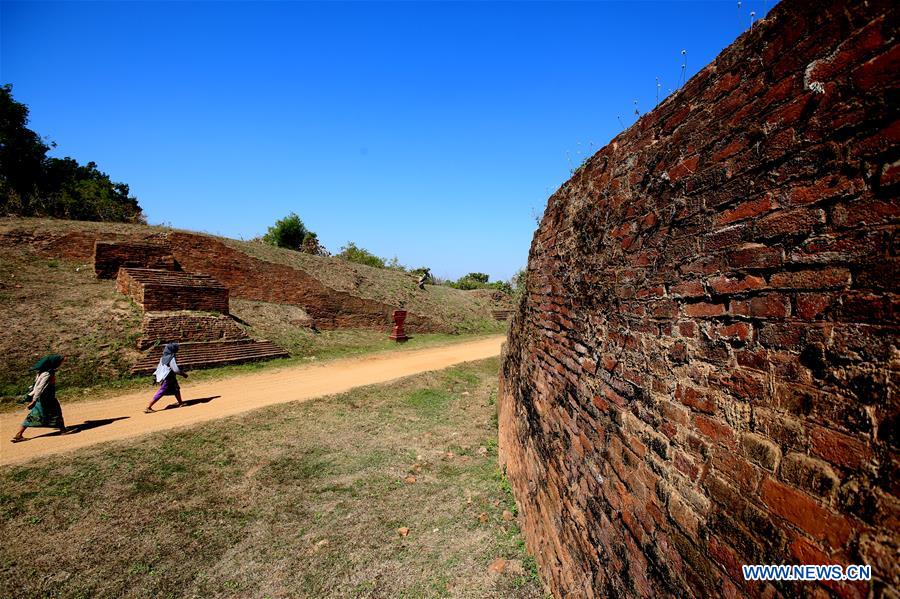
[{"xmin": 1, "ymin": 0, "xmax": 772, "ymax": 281}]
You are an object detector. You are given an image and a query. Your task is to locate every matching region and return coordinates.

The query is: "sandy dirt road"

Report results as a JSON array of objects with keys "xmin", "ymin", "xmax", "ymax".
[{"xmin": 1, "ymin": 336, "xmax": 504, "ymax": 467}]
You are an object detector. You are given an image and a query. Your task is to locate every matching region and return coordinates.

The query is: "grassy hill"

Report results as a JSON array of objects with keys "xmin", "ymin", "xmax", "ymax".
[{"xmin": 0, "ymin": 217, "xmax": 507, "ymax": 402}]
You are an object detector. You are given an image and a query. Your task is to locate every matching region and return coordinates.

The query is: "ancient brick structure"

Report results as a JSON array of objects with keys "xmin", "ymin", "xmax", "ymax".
[
  {"xmin": 116, "ymin": 268, "xmax": 229, "ymax": 313},
  {"xmin": 499, "ymin": 1, "xmax": 898, "ymax": 597},
  {"xmin": 2, "ymin": 226, "xmax": 445, "ymax": 333},
  {"xmin": 137, "ymin": 312, "xmax": 248, "ymax": 349},
  {"xmin": 94, "ymin": 240, "xmax": 177, "ymax": 279},
  {"xmin": 131, "ymin": 338, "xmax": 289, "ymax": 374},
  {"xmin": 164, "ymin": 232, "xmax": 445, "ymax": 332}
]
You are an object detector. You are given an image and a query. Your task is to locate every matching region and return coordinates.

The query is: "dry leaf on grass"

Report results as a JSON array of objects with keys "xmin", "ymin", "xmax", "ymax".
[
  {"xmin": 502, "ymin": 510, "xmax": 514, "ymax": 521},
  {"xmin": 397, "ymin": 527, "xmax": 410, "ymax": 537},
  {"xmin": 488, "ymin": 558, "xmax": 507, "ymax": 574}
]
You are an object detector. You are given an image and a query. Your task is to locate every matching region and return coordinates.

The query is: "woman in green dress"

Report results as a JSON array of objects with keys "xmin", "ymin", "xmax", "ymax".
[{"xmin": 11, "ymin": 354, "xmax": 68, "ymax": 442}]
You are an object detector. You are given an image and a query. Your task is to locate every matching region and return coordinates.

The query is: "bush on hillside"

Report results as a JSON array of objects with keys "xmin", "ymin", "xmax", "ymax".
[
  {"xmin": 299, "ymin": 231, "xmax": 329, "ymax": 256},
  {"xmin": 511, "ymin": 268, "xmax": 527, "ymax": 298},
  {"xmin": 337, "ymin": 242, "xmax": 386, "ymax": 268},
  {"xmin": 445, "ymin": 272, "xmax": 512, "ymax": 294},
  {"xmin": 262, "ymin": 212, "xmax": 315, "ymax": 251},
  {"xmin": 0, "ymin": 84, "xmax": 144, "ymax": 223}
]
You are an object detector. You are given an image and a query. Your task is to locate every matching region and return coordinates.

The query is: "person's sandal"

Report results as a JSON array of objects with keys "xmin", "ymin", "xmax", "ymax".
[
  {"xmin": 10, "ymin": 437, "xmax": 25, "ymax": 443},
  {"xmin": 144, "ymin": 408, "xmax": 154, "ymax": 414}
]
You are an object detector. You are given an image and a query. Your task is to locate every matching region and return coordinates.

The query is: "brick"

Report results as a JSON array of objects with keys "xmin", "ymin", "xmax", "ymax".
[
  {"xmin": 731, "ymin": 294, "xmax": 791, "ymax": 318},
  {"xmin": 711, "ymin": 448, "xmax": 763, "ymax": 495},
  {"xmin": 852, "ymin": 44, "xmax": 900, "ymax": 91},
  {"xmin": 755, "ymin": 208, "xmax": 826, "ymax": 239},
  {"xmin": 670, "ymin": 279, "xmax": 706, "ymax": 298},
  {"xmin": 668, "ymin": 494, "xmax": 701, "ymax": 540},
  {"xmin": 677, "ymin": 384, "xmax": 716, "ymax": 414},
  {"xmin": 780, "ymin": 452, "xmax": 839, "ymax": 499},
  {"xmin": 769, "ymin": 268, "xmax": 851, "ymax": 290},
  {"xmin": 668, "ymin": 155, "xmax": 701, "ymax": 182},
  {"xmin": 718, "ymin": 370, "xmax": 767, "ymax": 401},
  {"xmin": 716, "ymin": 195, "xmax": 775, "ymax": 225},
  {"xmin": 682, "ymin": 302, "xmax": 727, "ymax": 318},
  {"xmin": 726, "ymin": 244, "xmax": 784, "ymax": 269},
  {"xmin": 714, "ymin": 322, "xmax": 753, "ymax": 342},
  {"xmin": 806, "ymin": 16, "xmax": 885, "ymax": 83},
  {"xmin": 795, "ymin": 292, "xmax": 838, "ymax": 320},
  {"xmin": 694, "ymin": 415, "xmax": 737, "ymax": 449},
  {"xmin": 785, "ymin": 177, "xmax": 864, "ymax": 207},
  {"xmin": 760, "ymin": 478, "xmax": 852, "ymax": 548},
  {"xmin": 740, "ymin": 432, "xmax": 781, "ymax": 471},
  {"xmin": 707, "ymin": 274, "xmax": 766, "ymax": 295},
  {"xmin": 809, "ymin": 426, "xmax": 873, "ymax": 471}
]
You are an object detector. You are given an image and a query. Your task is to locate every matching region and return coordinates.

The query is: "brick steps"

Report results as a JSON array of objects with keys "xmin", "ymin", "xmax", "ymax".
[
  {"xmin": 138, "ymin": 312, "xmax": 248, "ymax": 349},
  {"xmin": 131, "ymin": 339, "xmax": 289, "ymax": 374}
]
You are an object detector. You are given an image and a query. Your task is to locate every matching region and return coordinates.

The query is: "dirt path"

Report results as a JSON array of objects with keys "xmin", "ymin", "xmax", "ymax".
[{"xmin": 0, "ymin": 336, "xmax": 505, "ymax": 466}]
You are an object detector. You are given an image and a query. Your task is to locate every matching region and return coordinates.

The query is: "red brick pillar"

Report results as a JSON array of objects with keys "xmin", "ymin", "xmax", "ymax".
[{"xmin": 390, "ymin": 310, "xmax": 409, "ymax": 342}]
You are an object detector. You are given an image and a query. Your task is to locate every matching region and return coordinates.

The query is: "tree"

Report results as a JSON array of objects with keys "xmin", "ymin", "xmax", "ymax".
[
  {"xmin": 262, "ymin": 212, "xmax": 310, "ymax": 250},
  {"xmin": 337, "ymin": 242, "xmax": 385, "ymax": 268},
  {"xmin": 0, "ymin": 85, "xmax": 48, "ymax": 213},
  {"xmin": 300, "ymin": 231, "xmax": 328, "ymax": 256},
  {"xmin": 508, "ymin": 268, "xmax": 526, "ymax": 299},
  {"xmin": 463, "ymin": 272, "xmax": 490, "ymax": 284},
  {"xmin": 0, "ymin": 84, "xmax": 144, "ymax": 222}
]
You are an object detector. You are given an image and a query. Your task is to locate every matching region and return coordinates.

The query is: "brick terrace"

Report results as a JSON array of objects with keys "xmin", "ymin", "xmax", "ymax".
[
  {"xmin": 116, "ymin": 268, "xmax": 230, "ymax": 314},
  {"xmin": 93, "ymin": 240, "xmax": 177, "ymax": 279}
]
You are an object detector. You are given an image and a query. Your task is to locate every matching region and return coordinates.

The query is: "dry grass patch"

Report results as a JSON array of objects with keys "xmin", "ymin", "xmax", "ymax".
[
  {"xmin": 0, "ymin": 357, "xmax": 546, "ymax": 598},
  {"xmin": 0, "ymin": 246, "xmax": 143, "ymax": 398}
]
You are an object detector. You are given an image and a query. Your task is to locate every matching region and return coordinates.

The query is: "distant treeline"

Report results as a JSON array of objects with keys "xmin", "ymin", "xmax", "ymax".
[{"xmin": 0, "ymin": 84, "xmax": 144, "ymax": 223}]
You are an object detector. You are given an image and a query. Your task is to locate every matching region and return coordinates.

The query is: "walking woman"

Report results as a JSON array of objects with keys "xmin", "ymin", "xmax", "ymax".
[
  {"xmin": 11, "ymin": 354, "xmax": 68, "ymax": 442},
  {"xmin": 146, "ymin": 343, "xmax": 188, "ymax": 413}
]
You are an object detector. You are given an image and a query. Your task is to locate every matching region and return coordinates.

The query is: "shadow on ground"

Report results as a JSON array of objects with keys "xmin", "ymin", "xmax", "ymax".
[{"xmin": 162, "ymin": 396, "xmax": 221, "ymax": 410}]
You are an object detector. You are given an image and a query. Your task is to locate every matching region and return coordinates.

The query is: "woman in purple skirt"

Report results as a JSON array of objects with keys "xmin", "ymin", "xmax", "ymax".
[{"xmin": 145, "ymin": 343, "xmax": 188, "ymax": 413}]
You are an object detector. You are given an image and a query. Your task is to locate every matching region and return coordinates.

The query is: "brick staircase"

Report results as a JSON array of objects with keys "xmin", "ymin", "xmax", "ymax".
[
  {"xmin": 491, "ymin": 309, "xmax": 514, "ymax": 321},
  {"xmin": 131, "ymin": 339, "xmax": 289, "ymax": 374}
]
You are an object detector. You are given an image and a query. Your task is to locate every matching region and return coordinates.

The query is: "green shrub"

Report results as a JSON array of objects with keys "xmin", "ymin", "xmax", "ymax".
[
  {"xmin": 337, "ymin": 242, "xmax": 385, "ymax": 268},
  {"xmin": 262, "ymin": 213, "xmax": 310, "ymax": 251}
]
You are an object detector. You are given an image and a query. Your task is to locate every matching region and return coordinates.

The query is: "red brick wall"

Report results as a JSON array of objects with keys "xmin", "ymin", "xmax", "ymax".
[
  {"xmin": 93, "ymin": 241, "xmax": 177, "ymax": 278},
  {"xmin": 499, "ymin": 1, "xmax": 898, "ymax": 597},
  {"xmin": 165, "ymin": 232, "xmax": 446, "ymax": 332}
]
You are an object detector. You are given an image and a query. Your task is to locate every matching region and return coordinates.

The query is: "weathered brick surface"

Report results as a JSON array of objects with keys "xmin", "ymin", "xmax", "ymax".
[
  {"xmin": 116, "ymin": 268, "xmax": 229, "ymax": 313},
  {"xmin": 499, "ymin": 1, "xmax": 899, "ymax": 597},
  {"xmin": 93, "ymin": 241, "xmax": 177, "ymax": 279}
]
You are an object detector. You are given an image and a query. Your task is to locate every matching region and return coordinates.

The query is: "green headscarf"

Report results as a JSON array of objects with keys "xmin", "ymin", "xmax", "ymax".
[{"xmin": 30, "ymin": 354, "xmax": 64, "ymax": 372}]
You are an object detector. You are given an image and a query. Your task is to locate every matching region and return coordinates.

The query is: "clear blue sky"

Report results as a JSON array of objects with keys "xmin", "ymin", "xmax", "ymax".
[{"xmin": 2, "ymin": 0, "xmax": 772, "ymax": 281}]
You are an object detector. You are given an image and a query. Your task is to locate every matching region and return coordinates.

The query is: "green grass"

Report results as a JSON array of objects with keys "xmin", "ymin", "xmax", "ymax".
[{"xmin": 0, "ymin": 357, "xmax": 545, "ymax": 598}]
